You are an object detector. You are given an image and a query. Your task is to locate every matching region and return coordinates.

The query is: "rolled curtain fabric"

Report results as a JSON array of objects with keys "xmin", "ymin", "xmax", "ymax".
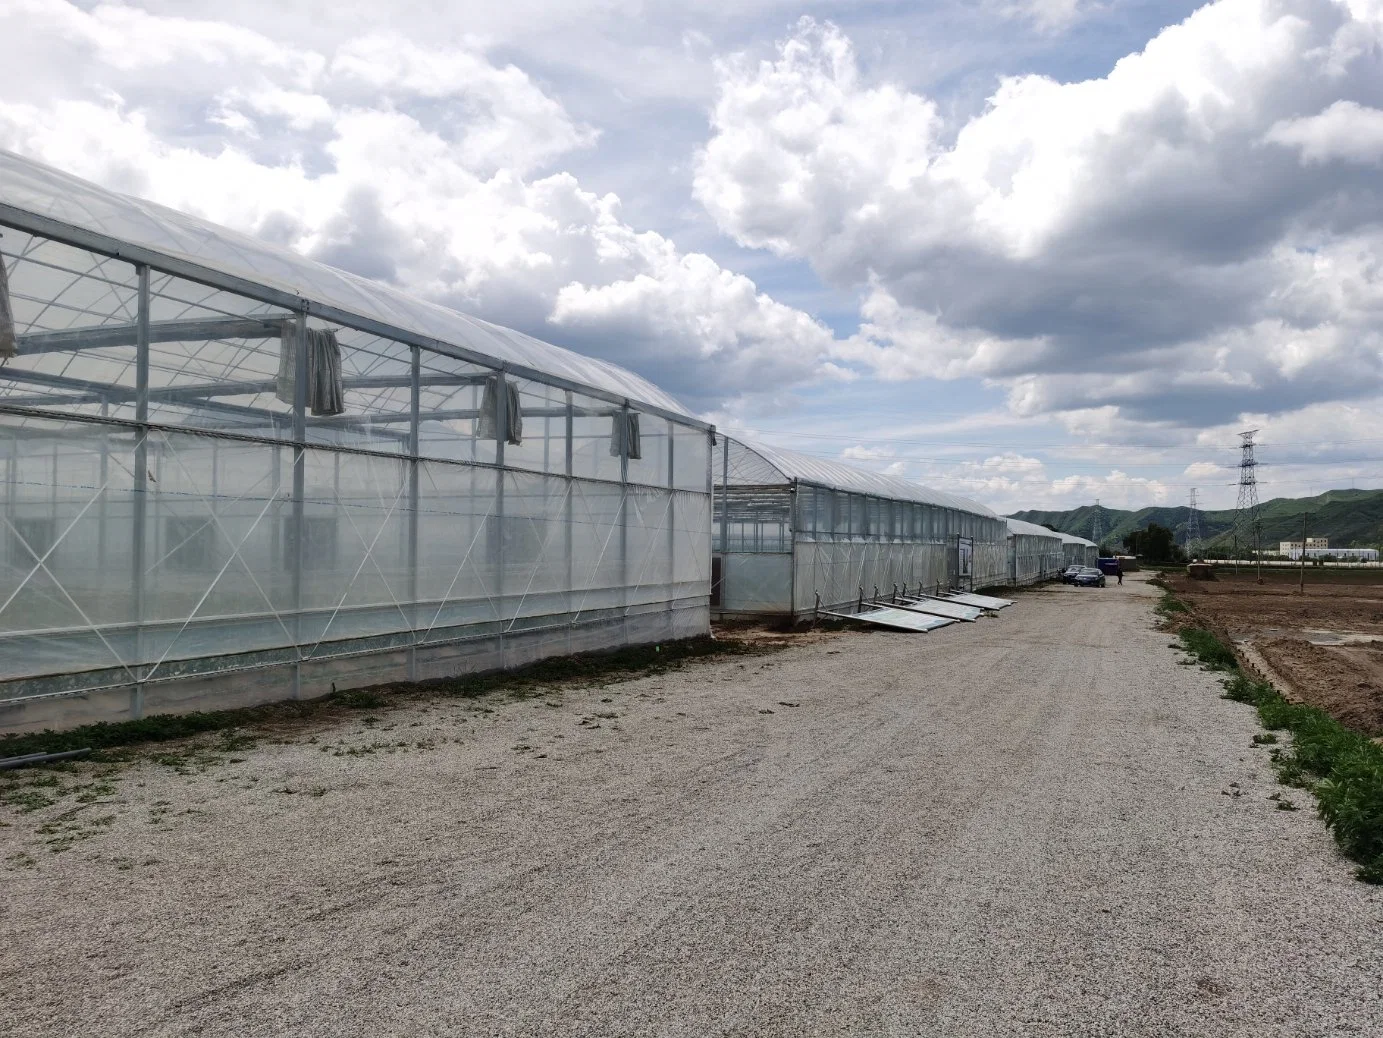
[
  {"xmin": 609, "ymin": 411, "xmax": 642, "ymax": 460},
  {"xmin": 477, "ymin": 375, "xmax": 523, "ymax": 445},
  {"xmin": 307, "ymin": 329, "xmax": 344, "ymax": 417},
  {"xmin": 0, "ymin": 251, "xmax": 17, "ymax": 360},
  {"xmin": 275, "ymin": 323, "xmax": 345, "ymax": 416},
  {"xmin": 275, "ymin": 322, "xmax": 296, "ymax": 406}
]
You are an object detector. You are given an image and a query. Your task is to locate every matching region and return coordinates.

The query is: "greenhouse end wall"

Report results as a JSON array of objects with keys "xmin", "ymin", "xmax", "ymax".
[{"xmin": 0, "ymin": 201, "xmax": 712, "ymax": 733}]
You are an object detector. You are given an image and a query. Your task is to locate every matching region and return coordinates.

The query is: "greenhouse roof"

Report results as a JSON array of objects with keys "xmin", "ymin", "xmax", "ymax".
[
  {"xmin": 1057, "ymin": 531, "xmax": 1098, "ymax": 547},
  {"xmin": 0, "ymin": 149, "xmax": 696, "ymax": 421},
  {"xmin": 725, "ymin": 437, "xmax": 1000, "ymax": 517},
  {"xmin": 1006, "ymin": 518, "xmax": 1064, "ymax": 539}
]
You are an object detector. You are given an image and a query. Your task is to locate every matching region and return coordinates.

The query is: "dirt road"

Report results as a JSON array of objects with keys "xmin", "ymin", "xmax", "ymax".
[{"xmin": 3, "ymin": 575, "xmax": 1380, "ymax": 1037}]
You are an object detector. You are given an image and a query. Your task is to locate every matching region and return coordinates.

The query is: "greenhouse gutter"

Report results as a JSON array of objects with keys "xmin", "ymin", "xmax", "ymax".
[{"xmin": 0, "ymin": 203, "xmax": 713, "ymax": 434}]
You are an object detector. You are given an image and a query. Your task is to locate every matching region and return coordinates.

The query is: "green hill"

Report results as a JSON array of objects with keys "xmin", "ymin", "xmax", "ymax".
[{"xmin": 1010, "ymin": 488, "xmax": 1383, "ymax": 553}]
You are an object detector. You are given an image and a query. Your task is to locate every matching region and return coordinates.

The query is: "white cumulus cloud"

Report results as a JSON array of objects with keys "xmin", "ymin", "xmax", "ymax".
[{"xmin": 695, "ymin": 3, "xmax": 1383, "ymax": 428}]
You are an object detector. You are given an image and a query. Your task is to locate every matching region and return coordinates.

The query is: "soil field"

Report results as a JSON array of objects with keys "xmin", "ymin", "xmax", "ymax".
[
  {"xmin": 1163, "ymin": 568, "xmax": 1383, "ymax": 735},
  {"xmin": 2, "ymin": 575, "xmax": 1380, "ymax": 1037}
]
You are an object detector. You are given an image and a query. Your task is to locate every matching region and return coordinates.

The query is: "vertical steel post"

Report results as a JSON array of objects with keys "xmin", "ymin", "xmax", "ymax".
[
  {"xmin": 495, "ymin": 370, "xmax": 507, "ymax": 664},
  {"xmin": 98, "ymin": 400, "xmax": 108, "ymax": 563},
  {"xmin": 565, "ymin": 391, "xmax": 574, "ymax": 623},
  {"xmin": 620, "ymin": 403, "xmax": 629, "ymax": 641},
  {"xmin": 667, "ymin": 420, "xmax": 675, "ymax": 634},
  {"xmin": 130, "ymin": 264, "xmax": 150, "ymax": 718},
  {"xmin": 290, "ymin": 311, "xmax": 307, "ymax": 699},
  {"xmin": 717, "ymin": 432, "xmax": 728, "ymax": 608},
  {"xmin": 788, "ymin": 481, "xmax": 798, "ymax": 620},
  {"xmin": 408, "ymin": 345, "xmax": 421, "ymax": 680}
]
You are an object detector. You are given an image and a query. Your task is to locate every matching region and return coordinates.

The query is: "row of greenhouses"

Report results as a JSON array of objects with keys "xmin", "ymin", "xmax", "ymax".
[
  {"xmin": 710, "ymin": 442, "xmax": 1094, "ymax": 618},
  {"xmin": 0, "ymin": 149, "xmax": 1092, "ymax": 731}
]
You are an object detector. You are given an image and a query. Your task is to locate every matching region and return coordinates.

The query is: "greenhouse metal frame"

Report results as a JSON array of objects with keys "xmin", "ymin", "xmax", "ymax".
[
  {"xmin": 1005, "ymin": 518, "xmax": 1066, "ymax": 586},
  {"xmin": 0, "ymin": 151, "xmax": 713, "ymax": 732},
  {"xmin": 1058, "ymin": 532, "xmax": 1100, "ymax": 568},
  {"xmin": 712, "ymin": 437, "xmax": 1009, "ymax": 618}
]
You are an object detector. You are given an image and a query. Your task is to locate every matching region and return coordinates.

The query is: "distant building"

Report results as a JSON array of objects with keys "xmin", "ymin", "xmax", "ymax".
[
  {"xmin": 1279, "ymin": 537, "xmax": 1330, "ymax": 553},
  {"xmin": 1278, "ymin": 537, "xmax": 1378, "ymax": 562}
]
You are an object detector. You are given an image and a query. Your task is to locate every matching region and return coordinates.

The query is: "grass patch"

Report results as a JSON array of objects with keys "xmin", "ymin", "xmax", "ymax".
[
  {"xmin": 0, "ymin": 635, "xmax": 767, "ymax": 761},
  {"xmin": 1155, "ymin": 594, "xmax": 1191, "ymax": 618},
  {"xmin": 1175, "ymin": 625, "xmax": 1383, "ymax": 883},
  {"xmin": 1178, "ymin": 627, "xmax": 1238, "ymax": 671}
]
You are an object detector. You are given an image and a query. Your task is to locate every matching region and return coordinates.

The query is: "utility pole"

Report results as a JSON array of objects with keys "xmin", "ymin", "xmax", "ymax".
[{"xmin": 1299, "ymin": 511, "xmax": 1309, "ymax": 595}]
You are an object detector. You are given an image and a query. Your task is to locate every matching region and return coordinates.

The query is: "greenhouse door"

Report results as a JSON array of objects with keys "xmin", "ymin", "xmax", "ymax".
[{"xmin": 954, "ymin": 535, "xmax": 974, "ymax": 592}]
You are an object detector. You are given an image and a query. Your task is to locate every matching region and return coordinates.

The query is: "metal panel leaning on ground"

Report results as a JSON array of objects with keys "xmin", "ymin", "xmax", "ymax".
[
  {"xmin": 713, "ymin": 436, "xmax": 1009, "ymax": 617},
  {"xmin": 0, "ymin": 149, "xmax": 714, "ymax": 733}
]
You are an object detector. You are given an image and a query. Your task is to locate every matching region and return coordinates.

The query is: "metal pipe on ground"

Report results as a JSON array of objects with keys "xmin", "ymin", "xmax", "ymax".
[{"xmin": 0, "ymin": 748, "xmax": 92, "ymax": 770}]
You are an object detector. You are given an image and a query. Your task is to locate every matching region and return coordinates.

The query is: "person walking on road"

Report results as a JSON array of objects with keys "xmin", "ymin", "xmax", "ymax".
[{"xmin": 1116, "ymin": 561, "xmax": 1124, "ymax": 585}]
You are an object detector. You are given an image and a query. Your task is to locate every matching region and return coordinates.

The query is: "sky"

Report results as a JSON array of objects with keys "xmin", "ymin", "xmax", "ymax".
[{"xmin": 2, "ymin": 0, "xmax": 1382, "ymax": 513}]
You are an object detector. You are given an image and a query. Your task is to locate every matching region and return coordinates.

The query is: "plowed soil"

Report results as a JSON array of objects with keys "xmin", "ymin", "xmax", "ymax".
[
  {"xmin": 1164, "ymin": 568, "xmax": 1383, "ymax": 735},
  {"xmin": 1164, "ymin": 568, "xmax": 1383, "ymax": 636},
  {"xmin": 1256, "ymin": 637, "xmax": 1383, "ymax": 735}
]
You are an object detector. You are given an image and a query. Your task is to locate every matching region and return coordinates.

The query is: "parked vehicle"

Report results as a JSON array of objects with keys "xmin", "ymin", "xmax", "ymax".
[
  {"xmin": 1061, "ymin": 565, "xmax": 1083, "ymax": 584},
  {"xmin": 1073, "ymin": 567, "xmax": 1106, "ymax": 587}
]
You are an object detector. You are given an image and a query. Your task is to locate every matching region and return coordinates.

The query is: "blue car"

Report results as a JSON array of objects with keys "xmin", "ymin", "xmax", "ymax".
[{"xmin": 1073, "ymin": 567, "xmax": 1106, "ymax": 587}]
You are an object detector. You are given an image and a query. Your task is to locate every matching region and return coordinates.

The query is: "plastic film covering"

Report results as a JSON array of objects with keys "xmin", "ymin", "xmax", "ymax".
[
  {"xmin": 0, "ymin": 159, "xmax": 714, "ymax": 733},
  {"xmin": 1058, "ymin": 531, "xmax": 1100, "ymax": 568},
  {"xmin": 722, "ymin": 437, "xmax": 1000, "ymax": 515},
  {"xmin": 1006, "ymin": 518, "xmax": 1065, "ymax": 586},
  {"xmin": 0, "ymin": 149, "xmax": 694, "ymax": 419},
  {"xmin": 792, "ymin": 541, "xmax": 953, "ymax": 615},
  {"xmin": 712, "ymin": 436, "xmax": 1010, "ymax": 615}
]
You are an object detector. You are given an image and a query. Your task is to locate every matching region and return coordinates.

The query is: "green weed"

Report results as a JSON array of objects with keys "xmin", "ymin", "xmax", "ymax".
[
  {"xmin": 1156, "ymin": 594, "xmax": 1192, "ymax": 617},
  {"xmin": 1179, "ymin": 628, "xmax": 1238, "ymax": 671},
  {"xmin": 1219, "ymin": 669, "xmax": 1383, "ymax": 883}
]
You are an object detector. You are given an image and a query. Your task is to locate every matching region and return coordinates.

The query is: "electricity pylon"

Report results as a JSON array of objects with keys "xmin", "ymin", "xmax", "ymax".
[{"xmin": 1186, "ymin": 488, "xmax": 1202, "ymax": 561}]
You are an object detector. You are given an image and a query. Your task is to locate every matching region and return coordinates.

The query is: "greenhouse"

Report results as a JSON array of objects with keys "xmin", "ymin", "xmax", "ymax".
[
  {"xmin": 0, "ymin": 151, "xmax": 713, "ymax": 733},
  {"xmin": 1005, "ymin": 518, "xmax": 1066, "ymax": 586},
  {"xmin": 1059, "ymin": 532, "xmax": 1100, "ymax": 568},
  {"xmin": 712, "ymin": 437, "xmax": 1008, "ymax": 618}
]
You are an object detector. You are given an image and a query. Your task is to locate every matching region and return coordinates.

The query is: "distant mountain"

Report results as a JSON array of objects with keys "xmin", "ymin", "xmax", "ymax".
[{"xmin": 1010, "ymin": 488, "xmax": 1383, "ymax": 552}]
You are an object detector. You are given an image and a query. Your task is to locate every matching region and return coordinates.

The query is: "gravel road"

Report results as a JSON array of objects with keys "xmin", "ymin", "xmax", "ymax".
[{"xmin": 3, "ymin": 575, "xmax": 1381, "ymax": 1037}]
